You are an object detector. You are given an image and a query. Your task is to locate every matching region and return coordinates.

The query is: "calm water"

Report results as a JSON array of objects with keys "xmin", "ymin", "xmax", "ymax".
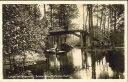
[
  {"xmin": 46, "ymin": 47, "xmax": 114, "ymax": 79},
  {"xmin": 5, "ymin": 47, "xmax": 122, "ymax": 79}
]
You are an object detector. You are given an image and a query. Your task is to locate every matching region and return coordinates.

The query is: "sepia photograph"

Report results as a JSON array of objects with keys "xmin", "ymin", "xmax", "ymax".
[{"xmin": 2, "ymin": 3, "xmax": 126, "ymax": 79}]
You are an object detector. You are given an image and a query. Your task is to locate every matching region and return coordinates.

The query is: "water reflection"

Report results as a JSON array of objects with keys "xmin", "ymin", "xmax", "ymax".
[
  {"xmin": 6, "ymin": 46, "xmax": 124, "ymax": 79},
  {"xmin": 45, "ymin": 47, "xmax": 115, "ymax": 79}
]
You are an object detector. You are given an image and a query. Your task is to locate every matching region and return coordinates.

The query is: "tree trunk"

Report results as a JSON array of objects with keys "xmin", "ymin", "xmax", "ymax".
[{"xmin": 87, "ymin": 4, "xmax": 96, "ymax": 79}]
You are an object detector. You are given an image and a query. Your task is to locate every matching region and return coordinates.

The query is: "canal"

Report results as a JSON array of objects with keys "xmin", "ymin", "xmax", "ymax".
[{"xmin": 44, "ymin": 46, "xmax": 115, "ymax": 79}]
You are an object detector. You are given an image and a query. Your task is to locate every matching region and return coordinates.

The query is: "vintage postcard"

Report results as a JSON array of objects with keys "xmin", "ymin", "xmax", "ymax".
[{"xmin": 0, "ymin": 0, "xmax": 127, "ymax": 82}]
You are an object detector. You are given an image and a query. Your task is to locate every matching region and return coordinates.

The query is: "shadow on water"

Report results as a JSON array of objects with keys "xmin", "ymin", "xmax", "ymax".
[{"xmin": 105, "ymin": 48, "xmax": 124, "ymax": 79}]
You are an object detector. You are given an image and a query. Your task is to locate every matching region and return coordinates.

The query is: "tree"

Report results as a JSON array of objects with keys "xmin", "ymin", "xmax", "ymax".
[
  {"xmin": 3, "ymin": 4, "xmax": 48, "ymax": 70},
  {"xmin": 46, "ymin": 4, "xmax": 79, "ymax": 31},
  {"xmin": 90, "ymin": 4, "xmax": 124, "ymax": 47},
  {"xmin": 108, "ymin": 4, "xmax": 124, "ymax": 47}
]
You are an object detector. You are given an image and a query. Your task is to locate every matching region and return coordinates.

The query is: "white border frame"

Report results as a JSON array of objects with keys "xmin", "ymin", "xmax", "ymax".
[{"xmin": 0, "ymin": 1, "xmax": 127, "ymax": 82}]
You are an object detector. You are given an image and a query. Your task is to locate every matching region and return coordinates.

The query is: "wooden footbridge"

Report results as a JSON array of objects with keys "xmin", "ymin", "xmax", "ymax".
[
  {"xmin": 48, "ymin": 29, "xmax": 108, "ymax": 46},
  {"xmin": 48, "ymin": 30, "xmax": 88, "ymax": 38}
]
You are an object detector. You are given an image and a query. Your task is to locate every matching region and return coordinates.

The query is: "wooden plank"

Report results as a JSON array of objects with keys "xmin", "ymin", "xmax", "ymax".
[{"xmin": 48, "ymin": 30, "xmax": 87, "ymax": 36}]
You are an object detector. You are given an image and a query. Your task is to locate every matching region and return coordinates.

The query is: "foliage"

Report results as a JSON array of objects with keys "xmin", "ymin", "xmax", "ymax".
[
  {"xmin": 91, "ymin": 4, "xmax": 124, "ymax": 47},
  {"xmin": 46, "ymin": 4, "xmax": 79, "ymax": 31},
  {"xmin": 3, "ymin": 4, "xmax": 48, "ymax": 57}
]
